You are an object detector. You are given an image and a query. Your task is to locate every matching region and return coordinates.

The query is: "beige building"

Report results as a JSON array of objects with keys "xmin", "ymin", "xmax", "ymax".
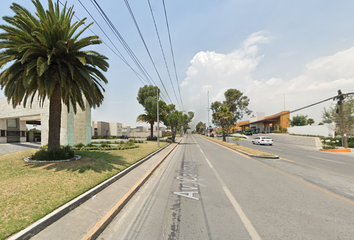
[
  {"xmin": 0, "ymin": 97, "xmax": 91, "ymax": 146},
  {"xmin": 92, "ymin": 121, "xmax": 123, "ymax": 137}
]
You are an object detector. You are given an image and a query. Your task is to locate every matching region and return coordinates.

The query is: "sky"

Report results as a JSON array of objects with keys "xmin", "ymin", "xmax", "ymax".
[{"xmin": 1, "ymin": 0, "xmax": 354, "ymax": 129}]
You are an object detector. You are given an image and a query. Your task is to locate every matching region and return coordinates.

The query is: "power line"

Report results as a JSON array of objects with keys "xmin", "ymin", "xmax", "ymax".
[
  {"xmin": 161, "ymin": 0, "xmax": 184, "ymax": 110},
  {"xmin": 75, "ymin": 0, "xmax": 149, "ymax": 86},
  {"xmin": 59, "ymin": 0, "xmax": 149, "ymax": 86},
  {"xmin": 290, "ymin": 96, "xmax": 336, "ymax": 114},
  {"xmin": 89, "ymin": 0, "xmax": 170, "ymax": 103},
  {"xmin": 123, "ymin": 0, "xmax": 173, "ymax": 104},
  {"xmin": 90, "ymin": 1, "xmax": 155, "ymax": 86},
  {"xmin": 147, "ymin": 0, "xmax": 181, "ymax": 110}
]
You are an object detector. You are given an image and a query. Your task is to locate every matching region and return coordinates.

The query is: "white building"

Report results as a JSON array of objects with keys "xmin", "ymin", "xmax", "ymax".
[{"xmin": 0, "ymin": 97, "xmax": 91, "ymax": 146}]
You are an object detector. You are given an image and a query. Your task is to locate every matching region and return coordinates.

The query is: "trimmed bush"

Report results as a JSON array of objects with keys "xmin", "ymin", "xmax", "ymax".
[
  {"xmin": 74, "ymin": 143, "xmax": 85, "ymax": 148},
  {"xmin": 100, "ymin": 142, "xmax": 110, "ymax": 148},
  {"xmin": 147, "ymin": 136, "xmax": 157, "ymax": 141},
  {"xmin": 32, "ymin": 146, "xmax": 75, "ymax": 160}
]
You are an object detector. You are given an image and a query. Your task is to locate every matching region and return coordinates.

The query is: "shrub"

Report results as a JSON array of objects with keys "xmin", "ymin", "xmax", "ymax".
[
  {"xmin": 32, "ymin": 146, "xmax": 75, "ymax": 160},
  {"xmin": 74, "ymin": 143, "xmax": 85, "ymax": 148},
  {"xmin": 147, "ymin": 136, "xmax": 157, "ymax": 141},
  {"xmin": 86, "ymin": 143, "xmax": 95, "ymax": 147},
  {"xmin": 348, "ymin": 142, "xmax": 354, "ymax": 148},
  {"xmin": 100, "ymin": 142, "xmax": 110, "ymax": 148},
  {"xmin": 126, "ymin": 139, "xmax": 135, "ymax": 147},
  {"xmin": 322, "ymin": 145, "xmax": 336, "ymax": 149}
]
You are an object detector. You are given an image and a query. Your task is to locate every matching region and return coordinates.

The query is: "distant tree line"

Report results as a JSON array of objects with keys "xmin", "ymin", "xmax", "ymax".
[{"xmin": 136, "ymin": 85, "xmax": 194, "ymax": 142}]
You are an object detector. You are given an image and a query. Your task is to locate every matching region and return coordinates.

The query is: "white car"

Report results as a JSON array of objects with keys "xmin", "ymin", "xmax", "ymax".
[{"xmin": 252, "ymin": 136, "xmax": 273, "ymax": 145}]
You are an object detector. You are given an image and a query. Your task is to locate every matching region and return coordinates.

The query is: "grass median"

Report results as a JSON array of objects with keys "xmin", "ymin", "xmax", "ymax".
[{"xmin": 0, "ymin": 141, "xmax": 167, "ymax": 240}]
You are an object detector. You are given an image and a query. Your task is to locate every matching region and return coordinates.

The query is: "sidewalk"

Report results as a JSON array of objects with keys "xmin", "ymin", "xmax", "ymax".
[{"xmin": 8, "ymin": 141, "xmax": 180, "ymax": 240}]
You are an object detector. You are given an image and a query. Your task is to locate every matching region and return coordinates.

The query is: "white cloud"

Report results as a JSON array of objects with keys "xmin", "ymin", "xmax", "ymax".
[{"xmin": 182, "ymin": 31, "xmax": 354, "ymax": 128}]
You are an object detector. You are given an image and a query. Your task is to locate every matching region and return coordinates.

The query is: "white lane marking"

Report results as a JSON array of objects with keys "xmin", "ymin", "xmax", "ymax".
[
  {"xmin": 307, "ymin": 155, "xmax": 346, "ymax": 164},
  {"xmin": 194, "ymin": 137, "xmax": 261, "ymax": 240}
]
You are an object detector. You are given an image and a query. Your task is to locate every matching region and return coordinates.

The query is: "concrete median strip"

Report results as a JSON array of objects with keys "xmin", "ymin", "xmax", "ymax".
[{"xmin": 7, "ymin": 141, "xmax": 179, "ymax": 240}]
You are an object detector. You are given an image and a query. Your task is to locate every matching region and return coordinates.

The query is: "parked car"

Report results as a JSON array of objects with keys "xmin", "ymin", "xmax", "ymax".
[
  {"xmin": 244, "ymin": 130, "xmax": 253, "ymax": 135},
  {"xmin": 210, "ymin": 133, "xmax": 214, "ymax": 137},
  {"xmin": 252, "ymin": 136, "xmax": 273, "ymax": 145},
  {"xmin": 120, "ymin": 135, "xmax": 128, "ymax": 139}
]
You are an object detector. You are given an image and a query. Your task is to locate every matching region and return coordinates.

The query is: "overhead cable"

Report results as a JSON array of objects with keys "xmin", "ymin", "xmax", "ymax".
[
  {"xmin": 123, "ymin": 0, "xmax": 173, "ymax": 104},
  {"xmin": 161, "ymin": 0, "xmax": 185, "ymax": 110},
  {"xmin": 147, "ymin": 0, "xmax": 181, "ymax": 110}
]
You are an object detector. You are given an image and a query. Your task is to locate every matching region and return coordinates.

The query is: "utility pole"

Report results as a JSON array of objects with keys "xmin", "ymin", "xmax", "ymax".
[
  {"xmin": 207, "ymin": 91, "xmax": 210, "ymax": 135},
  {"xmin": 157, "ymin": 89, "xmax": 160, "ymax": 147},
  {"xmin": 336, "ymin": 89, "xmax": 347, "ymax": 148}
]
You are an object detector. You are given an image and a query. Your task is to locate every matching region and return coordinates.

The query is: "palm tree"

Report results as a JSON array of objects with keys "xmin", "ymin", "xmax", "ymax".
[
  {"xmin": 137, "ymin": 111, "xmax": 156, "ymax": 138},
  {"xmin": 0, "ymin": 0, "xmax": 109, "ymax": 150}
]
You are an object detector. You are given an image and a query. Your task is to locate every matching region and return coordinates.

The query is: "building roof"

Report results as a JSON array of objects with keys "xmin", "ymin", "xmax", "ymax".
[{"xmin": 236, "ymin": 110, "xmax": 290, "ymax": 126}]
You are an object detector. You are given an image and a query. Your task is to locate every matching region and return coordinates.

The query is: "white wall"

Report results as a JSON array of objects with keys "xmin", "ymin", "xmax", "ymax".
[
  {"xmin": 109, "ymin": 122, "xmax": 122, "ymax": 136},
  {"xmin": 287, "ymin": 123, "xmax": 335, "ymax": 138}
]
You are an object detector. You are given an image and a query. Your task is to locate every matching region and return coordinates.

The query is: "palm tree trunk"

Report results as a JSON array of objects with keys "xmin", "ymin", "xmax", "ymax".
[
  {"xmin": 48, "ymin": 84, "xmax": 62, "ymax": 150},
  {"xmin": 150, "ymin": 122, "xmax": 154, "ymax": 138}
]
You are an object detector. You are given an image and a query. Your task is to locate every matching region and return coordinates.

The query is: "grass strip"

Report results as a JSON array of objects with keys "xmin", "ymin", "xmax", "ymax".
[
  {"xmin": 0, "ymin": 141, "xmax": 167, "ymax": 240},
  {"xmin": 201, "ymin": 136, "xmax": 276, "ymax": 157}
]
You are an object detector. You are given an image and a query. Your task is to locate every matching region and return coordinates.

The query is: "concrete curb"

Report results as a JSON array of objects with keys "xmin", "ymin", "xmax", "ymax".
[
  {"xmin": 81, "ymin": 139, "xmax": 182, "ymax": 240},
  {"xmin": 7, "ymin": 143, "xmax": 172, "ymax": 240}
]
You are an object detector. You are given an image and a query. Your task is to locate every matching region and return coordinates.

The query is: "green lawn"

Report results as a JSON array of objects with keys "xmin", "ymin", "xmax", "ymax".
[{"xmin": 0, "ymin": 141, "xmax": 167, "ymax": 239}]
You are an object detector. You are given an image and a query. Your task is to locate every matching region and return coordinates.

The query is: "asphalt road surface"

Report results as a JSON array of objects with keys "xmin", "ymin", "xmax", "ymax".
[{"xmin": 98, "ymin": 134, "xmax": 354, "ymax": 240}]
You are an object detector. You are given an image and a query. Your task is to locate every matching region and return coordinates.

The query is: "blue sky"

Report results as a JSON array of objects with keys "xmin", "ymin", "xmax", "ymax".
[{"xmin": 1, "ymin": 0, "xmax": 354, "ymax": 128}]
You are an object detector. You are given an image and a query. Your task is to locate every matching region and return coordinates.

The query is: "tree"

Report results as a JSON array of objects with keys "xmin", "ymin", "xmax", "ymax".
[
  {"xmin": 0, "ymin": 0, "xmax": 109, "ymax": 151},
  {"xmin": 181, "ymin": 111, "xmax": 194, "ymax": 134},
  {"xmin": 212, "ymin": 105, "xmax": 234, "ymax": 141},
  {"xmin": 195, "ymin": 121, "xmax": 205, "ymax": 133},
  {"xmin": 322, "ymin": 95, "xmax": 354, "ymax": 140},
  {"xmin": 168, "ymin": 112, "xmax": 183, "ymax": 142},
  {"xmin": 307, "ymin": 118, "xmax": 315, "ymax": 125},
  {"xmin": 290, "ymin": 115, "xmax": 308, "ymax": 126},
  {"xmin": 211, "ymin": 89, "xmax": 251, "ymax": 141},
  {"xmin": 136, "ymin": 85, "xmax": 164, "ymax": 138}
]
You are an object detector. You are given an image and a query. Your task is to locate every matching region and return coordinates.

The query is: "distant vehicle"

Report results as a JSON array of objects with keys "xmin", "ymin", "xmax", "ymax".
[
  {"xmin": 120, "ymin": 135, "xmax": 128, "ymax": 139},
  {"xmin": 228, "ymin": 133, "xmax": 248, "ymax": 139},
  {"xmin": 244, "ymin": 130, "xmax": 253, "ymax": 135},
  {"xmin": 252, "ymin": 136, "xmax": 273, "ymax": 145},
  {"xmin": 210, "ymin": 133, "xmax": 214, "ymax": 137}
]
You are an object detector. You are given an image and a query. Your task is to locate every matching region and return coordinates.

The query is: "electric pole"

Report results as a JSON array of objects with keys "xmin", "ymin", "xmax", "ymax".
[
  {"xmin": 336, "ymin": 89, "xmax": 347, "ymax": 148},
  {"xmin": 207, "ymin": 91, "xmax": 210, "ymax": 135},
  {"xmin": 157, "ymin": 89, "xmax": 160, "ymax": 147}
]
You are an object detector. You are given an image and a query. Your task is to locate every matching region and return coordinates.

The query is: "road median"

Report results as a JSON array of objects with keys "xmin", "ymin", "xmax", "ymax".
[{"xmin": 200, "ymin": 135, "xmax": 279, "ymax": 159}]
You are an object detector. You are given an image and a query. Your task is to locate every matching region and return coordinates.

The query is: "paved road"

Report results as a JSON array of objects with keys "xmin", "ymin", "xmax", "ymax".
[
  {"xmin": 99, "ymin": 134, "xmax": 354, "ymax": 240},
  {"xmin": 0, "ymin": 142, "xmax": 40, "ymax": 156}
]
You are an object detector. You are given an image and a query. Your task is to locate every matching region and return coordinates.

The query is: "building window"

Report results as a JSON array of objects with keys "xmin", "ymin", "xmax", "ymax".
[
  {"xmin": 21, "ymin": 131, "xmax": 26, "ymax": 137},
  {"xmin": 7, "ymin": 131, "xmax": 20, "ymax": 136},
  {"xmin": 7, "ymin": 119, "xmax": 17, "ymax": 128},
  {"xmin": 0, "ymin": 130, "xmax": 5, "ymax": 137}
]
